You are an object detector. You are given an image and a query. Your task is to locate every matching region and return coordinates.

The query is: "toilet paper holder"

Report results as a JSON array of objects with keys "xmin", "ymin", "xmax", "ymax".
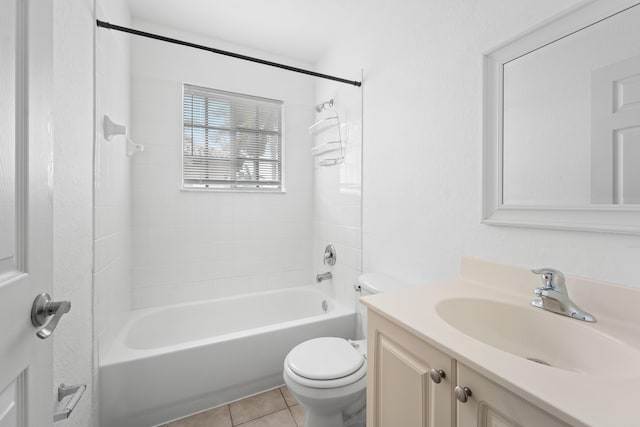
[{"xmin": 54, "ymin": 383, "xmax": 86, "ymax": 422}]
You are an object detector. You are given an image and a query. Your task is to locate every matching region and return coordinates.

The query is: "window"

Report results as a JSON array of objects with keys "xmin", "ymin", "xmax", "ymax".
[{"xmin": 182, "ymin": 84, "xmax": 283, "ymax": 191}]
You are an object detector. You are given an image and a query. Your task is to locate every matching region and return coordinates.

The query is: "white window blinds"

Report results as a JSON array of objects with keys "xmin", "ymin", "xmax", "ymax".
[{"xmin": 183, "ymin": 84, "xmax": 283, "ymax": 191}]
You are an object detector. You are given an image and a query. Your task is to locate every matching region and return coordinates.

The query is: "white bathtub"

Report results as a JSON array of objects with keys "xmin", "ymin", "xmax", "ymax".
[{"xmin": 99, "ymin": 286, "xmax": 356, "ymax": 427}]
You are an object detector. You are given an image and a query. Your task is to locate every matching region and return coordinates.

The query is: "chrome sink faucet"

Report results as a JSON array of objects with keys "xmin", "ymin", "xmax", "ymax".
[{"xmin": 531, "ymin": 268, "xmax": 596, "ymax": 322}]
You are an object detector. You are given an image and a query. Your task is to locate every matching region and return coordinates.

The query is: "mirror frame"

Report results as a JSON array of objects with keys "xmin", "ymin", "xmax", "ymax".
[{"xmin": 482, "ymin": 0, "xmax": 640, "ymax": 235}]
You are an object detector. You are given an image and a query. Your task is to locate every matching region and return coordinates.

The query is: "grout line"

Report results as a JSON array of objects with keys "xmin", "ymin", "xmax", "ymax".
[
  {"xmin": 229, "ymin": 403, "xmax": 237, "ymax": 426},
  {"xmin": 280, "ymin": 386, "xmax": 299, "ymax": 408},
  {"xmin": 235, "ymin": 408, "xmax": 291, "ymax": 426},
  {"xmin": 232, "ymin": 390, "xmax": 289, "ymax": 426},
  {"xmin": 278, "ymin": 387, "xmax": 288, "ymax": 407},
  {"xmin": 168, "ymin": 386, "xmax": 292, "ymax": 426},
  {"xmin": 288, "ymin": 407, "xmax": 299, "ymax": 427}
]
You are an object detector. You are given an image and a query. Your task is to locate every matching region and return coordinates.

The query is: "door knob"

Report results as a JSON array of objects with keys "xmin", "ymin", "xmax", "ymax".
[
  {"xmin": 454, "ymin": 385, "xmax": 472, "ymax": 403},
  {"xmin": 31, "ymin": 293, "xmax": 71, "ymax": 339},
  {"xmin": 429, "ymin": 368, "xmax": 446, "ymax": 384}
]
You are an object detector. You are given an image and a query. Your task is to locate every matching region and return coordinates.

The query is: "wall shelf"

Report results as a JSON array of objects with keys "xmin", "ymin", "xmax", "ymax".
[
  {"xmin": 309, "ymin": 116, "xmax": 340, "ymax": 135},
  {"xmin": 311, "ymin": 140, "xmax": 342, "ymax": 156},
  {"xmin": 309, "ymin": 113, "xmax": 344, "ymax": 166}
]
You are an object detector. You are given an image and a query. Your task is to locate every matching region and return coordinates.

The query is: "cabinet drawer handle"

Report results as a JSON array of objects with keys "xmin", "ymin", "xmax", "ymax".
[
  {"xmin": 429, "ymin": 368, "xmax": 446, "ymax": 384},
  {"xmin": 454, "ymin": 385, "xmax": 472, "ymax": 403}
]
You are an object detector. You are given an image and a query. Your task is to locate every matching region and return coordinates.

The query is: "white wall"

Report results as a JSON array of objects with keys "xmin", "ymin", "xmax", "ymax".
[
  {"xmin": 318, "ymin": 0, "xmax": 640, "ymax": 290},
  {"xmin": 129, "ymin": 21, "xmax": 316, "ymax": 308},
  {"xmin": 311, "ymin": 80, "xmax": 363, "ymax": 313},
  {"xmin": 94, "ymin": 0, "xmax": 132, "ymax": 362},
  {"xmin": 53, "ymin": 0, "xmax": 95, "ymax": 425}
]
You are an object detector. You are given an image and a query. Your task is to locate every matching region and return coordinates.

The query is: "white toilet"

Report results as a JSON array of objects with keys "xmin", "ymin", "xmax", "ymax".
[{"xmin": 283, "ymin": 274, "xmax": 406, "ymax": 427}]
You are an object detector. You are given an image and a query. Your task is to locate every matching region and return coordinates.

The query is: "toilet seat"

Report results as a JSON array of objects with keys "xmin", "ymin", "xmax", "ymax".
[
  {"xmin": 288, "ymin": 337, "xmax": 364, "ymax": 380},
  {"xmin": 285, "ymin": 337, "xmax": 367, "ymax": 389}
]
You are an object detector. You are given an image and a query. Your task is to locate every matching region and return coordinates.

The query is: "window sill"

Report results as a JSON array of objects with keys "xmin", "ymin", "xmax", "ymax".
[{"xmin": 180, "ymin": 187, "xmax": 287, "ymax": 194}]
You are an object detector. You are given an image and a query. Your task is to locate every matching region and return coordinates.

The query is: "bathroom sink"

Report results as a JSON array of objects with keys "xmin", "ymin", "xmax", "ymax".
[{"xmin": 435, "ymin": 297, "xmax": 640, "ymax": 377}]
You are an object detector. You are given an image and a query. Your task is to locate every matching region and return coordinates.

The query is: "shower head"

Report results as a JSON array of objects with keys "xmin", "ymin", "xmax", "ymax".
[{"xmin": 315, "ymin": 99, "xmax": 334, "ymax": 112}]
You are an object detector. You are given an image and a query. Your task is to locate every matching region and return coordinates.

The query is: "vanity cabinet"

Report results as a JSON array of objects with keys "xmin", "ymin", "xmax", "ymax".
[
  {"xmin": 455, "ymin": 363, "xmax": 569, "ymax": 427},
  {"xmin": 368, "ymin": 310, "xmax": 569, "ymax": 427},
  {"xmin": 367, "ymin": 310, "xmax": 454, "ymax": 427}
]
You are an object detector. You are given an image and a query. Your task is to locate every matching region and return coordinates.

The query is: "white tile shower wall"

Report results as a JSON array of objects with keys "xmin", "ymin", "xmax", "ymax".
[
  {"xmin": 311, "ymin": 79, "xmax": 362, "ymax": 312},
  {"xmin": 94, "ymin": 0, "xmax": 132, "ymax": 362},
  {"xmin": 318, "ymin": 0, "xmax": 640, "ymax": 290},
  {"xmin": 130, "ymin": 21, "xmax": 315, "ymax": 308}
]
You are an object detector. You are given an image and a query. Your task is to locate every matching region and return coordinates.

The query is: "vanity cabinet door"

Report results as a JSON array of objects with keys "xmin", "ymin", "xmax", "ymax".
[
  {"xmin": 456, "ymin": 363, "xmax": 570, "ymax": 427},
  {"xmin": 367, "ymin": 311, "xmax": 454, "ymax": 427}
]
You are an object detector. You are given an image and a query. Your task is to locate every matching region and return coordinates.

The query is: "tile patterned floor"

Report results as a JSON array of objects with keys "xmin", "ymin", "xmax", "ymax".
[{"xmin": 161, "ymin": 386, "xmax": 306, "ymax": 427}]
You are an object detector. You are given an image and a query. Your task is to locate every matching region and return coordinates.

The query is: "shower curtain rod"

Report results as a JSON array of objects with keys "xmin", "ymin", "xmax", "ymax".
[{"xmin": 96, "ymin": 20, "xmax": 362, "ymax": 87}]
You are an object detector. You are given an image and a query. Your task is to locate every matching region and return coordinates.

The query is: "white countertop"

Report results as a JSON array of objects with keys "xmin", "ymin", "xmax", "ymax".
[{"xmin": 360, "ymin": 257, "xmax": 640, "ymax": 427}]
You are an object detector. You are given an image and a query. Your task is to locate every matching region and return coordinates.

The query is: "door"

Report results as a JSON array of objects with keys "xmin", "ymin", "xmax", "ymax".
[
  {"xmin": 591, "ymin": 54, "xmax": 640, "ymax": 204},
  {"xmin": 0, "ymin": 0, "xmax": 54, "ymax": 426},
  {"xmin": 456, "ymin": 363, "xmax": 569, "ymax": 427},
  {"xmin": 367, "ymin": 312, "xmax": 453, "ymax": 427}
]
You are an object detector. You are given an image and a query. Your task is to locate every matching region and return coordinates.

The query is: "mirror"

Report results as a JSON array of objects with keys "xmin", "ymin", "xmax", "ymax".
[{"xmin": 483, "ymin": 0, "xmax": 640, "ymax": 234}]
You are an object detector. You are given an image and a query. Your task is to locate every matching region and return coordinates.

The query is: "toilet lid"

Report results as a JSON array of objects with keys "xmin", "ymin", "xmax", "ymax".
[{"xmin": 287, "ymin": 337, "xmax": 364, "ymax": 380}]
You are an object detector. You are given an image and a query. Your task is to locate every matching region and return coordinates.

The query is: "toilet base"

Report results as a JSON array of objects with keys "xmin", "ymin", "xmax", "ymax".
[
  {"xmin": 305, "ymin": 410, "xmax": 343, "ymax": 427},
  {"xmin": 343, "ymin": 399, "xmax": 366, "ymax": 427},
  {"xmin": 305, "ymin": 410, "xmax": 365, "ymax": 427},
  {"xmin": 298, "ymin": 388, "xmax": 366, "ymax": 427}
]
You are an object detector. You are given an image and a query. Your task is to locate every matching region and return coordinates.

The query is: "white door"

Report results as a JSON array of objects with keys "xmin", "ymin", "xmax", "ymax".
[
  {"xmin": 591, "ymin": 54, "xmax": 640, "ymax": 204},
  {"xmin": 0, "ymin": 0, "xmax": 54, "ymax": 426}
]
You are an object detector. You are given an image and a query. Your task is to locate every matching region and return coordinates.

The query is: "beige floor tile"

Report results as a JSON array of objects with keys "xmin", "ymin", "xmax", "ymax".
[
  {"xmin": 289, "ymin": 404, "xmax": 306, "ymax": 427},
  {"xmin": 229, "ymin": 389, "xmax": 287, "ymax": 425},
  {"xmin": 239, "ymin": 409, "xmax": 297, "ymax": 427},
  {"xmin": 279, "ymin": 386, "xmax": 298, "ymax": 407},
  {"xmin": 166, "ymin": 405, "xmax": 232, "ymax": 427}
]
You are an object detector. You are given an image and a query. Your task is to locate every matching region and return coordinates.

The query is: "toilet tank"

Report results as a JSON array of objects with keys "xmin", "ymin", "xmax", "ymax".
[{"xmin": 356, "ymin": 273, "xmax": 408, "ymax": 339}]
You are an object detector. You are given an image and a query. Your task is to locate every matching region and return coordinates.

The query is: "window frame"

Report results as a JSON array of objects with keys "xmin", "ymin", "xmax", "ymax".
[{"xmin": 181, "ymin": 83, "xmax": 285, "ymax": 193}]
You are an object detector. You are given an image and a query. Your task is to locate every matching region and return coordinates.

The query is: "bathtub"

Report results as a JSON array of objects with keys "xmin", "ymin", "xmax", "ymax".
[{"xmin": 99, "ymin": 286, "xmax": 356, "ymax": 427}]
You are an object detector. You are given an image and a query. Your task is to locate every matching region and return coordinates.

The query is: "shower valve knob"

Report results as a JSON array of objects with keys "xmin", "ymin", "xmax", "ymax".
[{"xmin": 323, "ymin": 244, "xmax": 336, "ymax": 266}]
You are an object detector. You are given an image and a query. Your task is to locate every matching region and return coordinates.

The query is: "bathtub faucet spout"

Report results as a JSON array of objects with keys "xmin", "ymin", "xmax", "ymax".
[{"xmin": 316, "ymin": 272, "xmax": 332, "ymax": 283}]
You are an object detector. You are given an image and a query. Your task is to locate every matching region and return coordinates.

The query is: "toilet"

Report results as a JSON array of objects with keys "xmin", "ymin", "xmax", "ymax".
[{"xmin": 283, "ymin": 274, "xmax": 406, "ymax": 427}]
